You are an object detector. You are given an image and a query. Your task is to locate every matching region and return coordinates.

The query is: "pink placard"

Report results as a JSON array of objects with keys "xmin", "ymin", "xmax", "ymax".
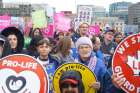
[
  {"xmin": 54, "ymin": 13, "xmax": 71, "ymax": 32},
  {"xmin": 0, "ymin": 15, "xmax": 11, "ymax": 31},
  {"xmin": 89, "ymin": 25, "xmax": 100, "ymax": 35},
  {"xmin": 42, "ymin": 23, "xmax": 54, "ymax": 38}
]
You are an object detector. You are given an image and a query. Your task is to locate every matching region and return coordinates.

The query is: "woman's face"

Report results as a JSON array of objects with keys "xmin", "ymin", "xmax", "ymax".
[
  {"xmin": 34, "ymin": 30, "xmax": 40, "ymax": 36},
  {"xmin": 8, "ymin": 34, "xmax": 18, "ymax": 49}
]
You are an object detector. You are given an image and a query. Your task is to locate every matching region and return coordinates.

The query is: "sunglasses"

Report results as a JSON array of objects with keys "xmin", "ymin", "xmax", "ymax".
[{"xmin": 61, "ymin": 83, "xmax": 78, "ymax": 88}]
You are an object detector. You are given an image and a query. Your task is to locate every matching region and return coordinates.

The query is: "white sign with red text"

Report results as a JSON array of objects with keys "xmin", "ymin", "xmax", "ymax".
[{"xmin": 0, "ymin": 54, "xmax": 49, "ymax": 93}]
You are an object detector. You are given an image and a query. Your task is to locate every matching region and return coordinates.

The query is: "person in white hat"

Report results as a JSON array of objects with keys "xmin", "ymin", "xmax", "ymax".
[{"xmin": 75, "ymin": 37, "xmax": 107, "ymax": 93}]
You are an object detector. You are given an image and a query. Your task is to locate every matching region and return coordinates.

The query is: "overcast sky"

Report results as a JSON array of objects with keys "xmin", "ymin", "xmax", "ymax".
[{"xmin": 3, "ymin": 0, "xmax": 139, "ymax": 12}]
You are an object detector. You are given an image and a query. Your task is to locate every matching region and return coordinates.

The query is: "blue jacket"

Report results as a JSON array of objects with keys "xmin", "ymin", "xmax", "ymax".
[
  {"xmin": 102, "ymin": 68, "xmax": 125, "ymax": 93},
  {"xmin": 95, "ymin": 49, "xmax": 104, "ymax": 61},
  {"xmin": 75, "ymin": 52, "xmax": 107, "ymax": 93},
  {"xmin": 36, "ymin": 54, "xmax": 60, "ymax": 93},
  {"xmin": 71, "ymin": 32, "xmax": 81, "ymax": 43}
]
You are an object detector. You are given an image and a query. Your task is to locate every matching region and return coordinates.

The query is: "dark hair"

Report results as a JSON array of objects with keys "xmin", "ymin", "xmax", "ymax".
[
  {"xmin": 91, "ymin": 35, "xmax": 96, "ymax": 44},
  {"xmin": 37, "ymin": 38, "xmax": 52, "ymax": 47},
  {"xmin": 29, "ymin": 28, "xmax": 43, "ymax": 38},
  {"xmin": 59, "ymin": 70, "xmax": 85, "ymax": 93},
  {"xmin": 1, "ymin": 27, "xmax": 24, "ymax": 53}
]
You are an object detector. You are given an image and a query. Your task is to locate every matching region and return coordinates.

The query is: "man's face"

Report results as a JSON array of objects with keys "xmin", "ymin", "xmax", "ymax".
[
  {"xmin": 79, "ymin": 23, "xmax": 89, "ymax": 35},
  {"xmin": 78, "ymin": 44, "xmax": 92, "ymax": 58},
  {"xmin": 37, "ymin": 43, "xmax": 51, "ymax": 57},
  {"xmin": 7, "ymin": 34, "xmax": 18, "ymax": 49},
  {"xmin": 104, "ymin": 32, "xmax": 114, "ymax": 41},
  {"xmin": 61, "ymin": 83, "xmax": 79, "ymax": 93}
]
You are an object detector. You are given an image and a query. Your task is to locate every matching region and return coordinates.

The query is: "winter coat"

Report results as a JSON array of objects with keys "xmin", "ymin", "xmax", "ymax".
[{"xmin": 75, "ymin": 52, "xmax": 107, "ymax": 93}]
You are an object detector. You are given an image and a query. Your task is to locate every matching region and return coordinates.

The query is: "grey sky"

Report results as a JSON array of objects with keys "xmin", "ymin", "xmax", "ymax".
[{"xmin": 3, "ymin": 0, "xmax": 139, "ymax": 12}]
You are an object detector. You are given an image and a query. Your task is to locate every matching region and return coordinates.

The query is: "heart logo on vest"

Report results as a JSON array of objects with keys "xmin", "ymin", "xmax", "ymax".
[{"xmin": 6, "ymin": 75, "xmax": 26, "ymax": 93}]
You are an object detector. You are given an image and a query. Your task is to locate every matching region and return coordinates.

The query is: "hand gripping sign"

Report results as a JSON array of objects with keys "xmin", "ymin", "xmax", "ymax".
[
  {"xmin": 53, "ymin": 63, "xmax": 97, "ymax": 93},
  {"xmin": 0, "ymin": 54, "xmax": 49, "ymax": 93},
  {"xmin": 112, "ymin": 33, "xmax": 140, "ymax": 93}
]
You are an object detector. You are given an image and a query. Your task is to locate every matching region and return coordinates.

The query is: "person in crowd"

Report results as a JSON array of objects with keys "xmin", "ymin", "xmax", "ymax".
[
  {"xmin": 29, "ymin": 28, "xmax": 43, "ymax": 39},
  {"xmin": 0, "ymin": 35, "xmax": 11, "ymax": 58},
  {"xmin": 72, "ymin": 22, "xmax": 89, "ymax": 43},
  {"xmin": 100, "ymin": 29, "xmax": 117, "ymax": 68},
  {"xmin": 36, "ymin": 38, "xmax": 59, "ymax": 93},
  {"xmin": 75, "ymin": 37, "xmax": 106, "ymax": 93},
  {"xmin": 91, "ymin": 36, "xmax": 103, "ymax": 60},
  {"xmin": 27, "ymin": 35, "xmax": 43, "ymax": 57},
  {"xmin": 53, "ymin": 36, "xmax": 74, "ymax": 65},
  {"xmin": 1, "ymin": 27, "xmax": 24, "ymax": 54},
  {"xmin": 102, "ymin": 68, "xmax": 125, "ymax": 93},
  {"xmin": 114, "ymin": 32, "xmax": 123, "ymax": 45},
  {"xmin": 59, "ymin": 70, "xmax": 85, "ymax": 93},
  {"xmin": 23, "ymin": 27, "xmax": 32, "ymax": 50}
]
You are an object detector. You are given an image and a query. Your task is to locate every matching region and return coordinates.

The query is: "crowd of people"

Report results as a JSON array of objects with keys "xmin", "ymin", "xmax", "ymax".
[{"xmin": 0, "ymin": 22, "xmax": 127, "ymax": 93}]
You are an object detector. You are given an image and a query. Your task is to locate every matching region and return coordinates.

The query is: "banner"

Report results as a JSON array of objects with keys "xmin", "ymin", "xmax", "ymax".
[
  {"xmin": 89, "ymin": 25, "xmax": 100, "ymax": 35},
  {"xmin": 74, "ymin": 5, "xmax": 93, "ymax": 30},
  {"xmin": 53, "ymin": 63, "xmax": 97, "ymax": 93},
  {"xmin": 0, "ymin": 15, "xmax": 11, "ymax": 31},
  {"xmin": 32, "ymin": 10, "xmax": 47, "ymax": 28},
  {"xmin": 0, "ymin": 54, "xmax": 49, "ymax": 93},
  {"xmin": 54, "ymin": 13, "xmax": 71, "ymax": 32},
  {"xmin": 42, "ymin": 23, "xmax": 54, "ymax": 38},
  {"xmin": 112, "ymin": 33, "xmax": 140, "ymax": 93}
]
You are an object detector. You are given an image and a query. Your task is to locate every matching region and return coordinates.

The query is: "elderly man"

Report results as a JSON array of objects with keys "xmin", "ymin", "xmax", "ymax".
[{"xmin": 75, "ymin": 37, "xmax": 106, "ymax": 93}]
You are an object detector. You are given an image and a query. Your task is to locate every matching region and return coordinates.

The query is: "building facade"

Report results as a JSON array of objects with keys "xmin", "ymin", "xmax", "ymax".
[
  {"xmin": 92, "ymin": 17, "xmax": 125, "ymax": 32},
  {"xmin": 128, "ymin": 2, "xmax": 140, "ymax": 31},
  {"xmin": 0, "ymin": 2, "xmax": 31, "ymax": 17},
  {"xmin": 93, "ymin": 6, "xmax": 106, "ymax": 17},
  {"xmin": 109, "ymin": 1, "xmax": 132, "ymax": 24}
]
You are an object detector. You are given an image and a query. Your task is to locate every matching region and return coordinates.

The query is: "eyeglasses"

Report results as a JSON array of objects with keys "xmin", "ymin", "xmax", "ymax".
[{"xmin": 61, "ymin": 83, "xmax": 78, "ymax": 88}]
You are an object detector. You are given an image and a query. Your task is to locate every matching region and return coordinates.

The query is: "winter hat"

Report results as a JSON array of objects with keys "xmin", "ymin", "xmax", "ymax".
[{"xmin": 76, "ymin": 37, "xmax": 93, "ymax": 49}]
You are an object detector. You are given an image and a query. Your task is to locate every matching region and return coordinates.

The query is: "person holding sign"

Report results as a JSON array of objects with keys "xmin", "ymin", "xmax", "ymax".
[
  {"xmin": 75, "ymin": 37, "xmax": 106, "ymax": 93},
  {"xmin": 59, "ymin": 70, "xmax": 84, "ymax": 93},
  {"xmin": 36, "ymin": 38, "xmax": 60, "ymax": 93}
]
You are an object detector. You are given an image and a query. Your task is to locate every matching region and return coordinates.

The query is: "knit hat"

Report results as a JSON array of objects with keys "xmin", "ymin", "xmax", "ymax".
[{"xmin": 76, "ymin": 37, "xmax": 93, "ymax": 49}]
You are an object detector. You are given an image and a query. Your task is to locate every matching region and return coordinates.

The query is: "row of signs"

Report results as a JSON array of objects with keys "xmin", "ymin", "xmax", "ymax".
[
  {"xmin": 1, "ymin": 33, "xmax": 140, "ymax": 93},
  {"xmin": 0, "ymin": 54, "xmax": 97, "ymax": 93}
]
